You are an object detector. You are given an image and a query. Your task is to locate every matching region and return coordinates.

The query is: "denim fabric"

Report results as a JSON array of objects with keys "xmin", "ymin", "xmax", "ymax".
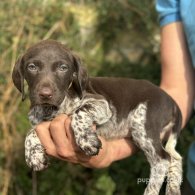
[{"xmin": 187, "ymin": 142, "xmax": 195, "ymax": 190}]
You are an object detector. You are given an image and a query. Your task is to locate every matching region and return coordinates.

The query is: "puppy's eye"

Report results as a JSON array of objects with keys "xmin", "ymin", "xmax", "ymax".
[
  {"xmin": 58, "ymin": 64, "xmax": 68, "ymax": 72},
  {"xmin": 27, "ymin": 63, "xmax": 38, "ymax": 71}
]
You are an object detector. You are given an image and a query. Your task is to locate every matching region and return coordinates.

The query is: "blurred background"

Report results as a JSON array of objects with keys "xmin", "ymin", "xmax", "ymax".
[{"xmin": 0, "ymin": 0, "xmax": 194, "ymax": 194}]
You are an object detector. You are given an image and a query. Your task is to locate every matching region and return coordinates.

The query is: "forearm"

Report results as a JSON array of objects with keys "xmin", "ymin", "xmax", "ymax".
[{"xmin": 160, "ymin": 22, "xmax": 195, "ymax": 128}]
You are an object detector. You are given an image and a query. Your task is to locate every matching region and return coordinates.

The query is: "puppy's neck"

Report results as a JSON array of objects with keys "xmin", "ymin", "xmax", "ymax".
[
  {"xmin": 28, "ymin": 105, "xmax": 58, "ymax": 126},
  {"xmin": 28, "ymin": 94, "xmax": 82, "ymax": 126}
]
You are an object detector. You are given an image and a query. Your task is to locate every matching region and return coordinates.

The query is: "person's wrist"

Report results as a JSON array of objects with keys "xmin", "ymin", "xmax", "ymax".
[
  {"xmin": 94, "ymin": 140, "xmax": 113, "ymax": 168},
  {"xmin": 82, "ymin": 138, "xmax": 112, "ymax": 169}
]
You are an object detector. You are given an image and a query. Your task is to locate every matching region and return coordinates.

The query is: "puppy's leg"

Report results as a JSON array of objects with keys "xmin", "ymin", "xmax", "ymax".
[
  {"xmin": 165, "ymin": 133, "xmax": 182, "ymax": 195},
  {"xmin": 130, "ymin": 102, "xmax": 169, "ymax": 195},
  {"xmin": 25, "ymin": 129, "xmax": 49, "ymax": 171},
  {"xmin": 71, "ymin": 99, "xmax": 112, "ymax": 156},
  {"xmin": 144, "ymin": 159, "xmax": 169, "ymax": 195}
]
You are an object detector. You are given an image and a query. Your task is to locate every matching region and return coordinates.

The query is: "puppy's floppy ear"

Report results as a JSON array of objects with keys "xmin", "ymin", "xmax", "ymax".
[
  {"xmin": 12, "ymin": 56, "xmax": 25, "ymax": 101},
  {"xmin": 72, "ymin": 54, "xmax": 88, "ymax": 99}
]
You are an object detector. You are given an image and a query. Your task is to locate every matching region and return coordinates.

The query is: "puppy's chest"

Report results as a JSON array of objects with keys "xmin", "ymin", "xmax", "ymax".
[{"xmin": 58, "ymin": 95, "xmax": 133, "ymax": 140}]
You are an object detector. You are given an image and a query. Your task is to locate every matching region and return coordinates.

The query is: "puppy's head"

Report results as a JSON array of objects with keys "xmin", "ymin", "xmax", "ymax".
[{"xmin": 12, "ymin": 40, "xmax": 88, "ymax": 109}]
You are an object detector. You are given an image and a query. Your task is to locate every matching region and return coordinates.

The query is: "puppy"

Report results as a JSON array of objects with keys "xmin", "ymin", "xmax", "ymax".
[{"xmin": 12, "ymin": 40, "xmax": 182, "ymax": 195}]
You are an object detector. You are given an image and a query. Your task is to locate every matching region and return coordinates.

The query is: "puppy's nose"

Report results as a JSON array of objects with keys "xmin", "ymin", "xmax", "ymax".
[{"xmin": 39, "ymin": 87, "xmax": 53, "ymax": 99}]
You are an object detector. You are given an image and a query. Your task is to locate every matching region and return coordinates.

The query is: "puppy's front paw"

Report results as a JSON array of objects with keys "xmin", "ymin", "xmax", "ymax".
[
  {"xmin": 25, "ymin": 129, "xmax": 49, "ymax": 171},
  {"xmin": 76, "ymin": 132, "xmax": 102, "ymax": 156}
]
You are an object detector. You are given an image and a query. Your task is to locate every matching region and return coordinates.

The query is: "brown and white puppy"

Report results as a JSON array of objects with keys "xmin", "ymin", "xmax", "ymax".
[{"xmin": 12, "ymin": 40, "xmax": 183, "ymax": 195}]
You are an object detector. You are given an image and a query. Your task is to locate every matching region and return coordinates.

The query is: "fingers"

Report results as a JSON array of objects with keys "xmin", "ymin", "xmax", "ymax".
[
  {"xmin": 36, "ymin": 114, "xmax": 81, "ymax": 163},
  {"xmin": 48, "ymin": 114, "xmax": 78, "ymax": 160},
  {"xmin": 36, "ymin": 114, "xmax": 70, "ymax": 159},
  {"xmin": 64, "ymin": 117, "xmax": 76, "ymax": 147},
  {"xmin": 49, "ymin": 115, "xmax": 68, "ymax": 149},
  {"xmin": 35, "ymin": 121, "xmax": 58, "ymax": 157}
]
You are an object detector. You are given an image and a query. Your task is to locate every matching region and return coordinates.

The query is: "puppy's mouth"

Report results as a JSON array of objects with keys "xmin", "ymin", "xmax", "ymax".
[
  {"xmin": 40, "ymin": 103, "xmax": 59, "ymax": 116},
  {"xmin": 28, "ymin": 103, "xmax": 59, "ymax": 125}
]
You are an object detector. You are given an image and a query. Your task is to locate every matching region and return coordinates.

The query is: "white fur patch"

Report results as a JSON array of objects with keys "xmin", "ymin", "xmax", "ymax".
[
  {"xmin": 129, "ymin": 102, "xmax": 170, "ymax": 195},
  {"xmin": 25, "ymin": 129, "xmax": 48, "ymax": 171},
  {"xmin": 165, "ymin": 133, "xmax": 183, "ymax": 194},
  {"xmin": 130, "ymin": 102, "xmax": 156, "ymax": 164}
]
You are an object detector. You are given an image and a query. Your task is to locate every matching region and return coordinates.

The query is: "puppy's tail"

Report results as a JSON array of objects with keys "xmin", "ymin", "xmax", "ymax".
[{"xmin": 164, "ymin": 106, "xmax": 182, "ymax": 195}]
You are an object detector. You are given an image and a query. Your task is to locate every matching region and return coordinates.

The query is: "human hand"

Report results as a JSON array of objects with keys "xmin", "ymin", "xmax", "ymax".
[{"xmin": 35, "ymin": 114, "xmax": 137, "ymax": 168}]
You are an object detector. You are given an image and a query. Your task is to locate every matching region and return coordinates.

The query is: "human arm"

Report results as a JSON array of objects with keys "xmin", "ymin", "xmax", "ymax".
[{"xmin": 160, "ymin": 22, "xmax": 195, "ymax": 128}]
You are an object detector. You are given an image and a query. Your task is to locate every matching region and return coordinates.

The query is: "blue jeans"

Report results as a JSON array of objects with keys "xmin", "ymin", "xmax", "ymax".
[{"xmin": 187, "ymin": 142, "xmax": 195, "ymax": 190}]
